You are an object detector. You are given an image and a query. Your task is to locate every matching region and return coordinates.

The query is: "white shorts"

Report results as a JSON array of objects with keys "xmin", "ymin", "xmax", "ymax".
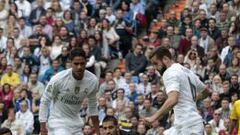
[
  {"xmin": 48, "ymin": 126, "xmax": 83, "ymax": 135},
  {"xmin": 164, "ymin": 122, "xmax": 204, "ymax": 135}
]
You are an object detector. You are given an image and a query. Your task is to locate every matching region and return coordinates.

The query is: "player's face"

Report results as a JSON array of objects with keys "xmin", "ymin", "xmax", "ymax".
[
  {"xmin": 151, "ymin": 55, "xmax": 163, "ymax": 68},
  {"xmin": 71, "ymin": 56, "xmax": 86, "ymax": 79},
  {"xmin": 103, "ymin": 121, "xmax": 117, "ymax": 135}
]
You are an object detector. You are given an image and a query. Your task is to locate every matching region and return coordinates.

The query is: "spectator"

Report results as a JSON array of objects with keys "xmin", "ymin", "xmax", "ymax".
[
  {"xmin": 0, "ymin": 28, "xmax": 7, "ymax": 52},
  {"xmin": 39, "ymin": 15, "xmax": 53, "ymax": 40},
  {"xmin": 127, "ymin": 82, "xmax": 139, "ymax": 104},
  {"xmin": 136, "ymin": 94, "xmax": 144, "ymax": 111},
  {"xmin": 113, "ymin": 67, "xmax": 124, "ymax": 86},
  {"xmin": 167, "ymin": 11, "xmax": 180, "ymax": 27},
  {"xmin": 208, "ymin": 18, "xmax": 221, "ymax": 40},
  {"xmin": 218, "ymin": 64, "xmax": 231, "ymax": 82},
  {"xmin": 209, "ymin": 110, "xmax": 225, "ymax": 133},
  {"xmin": 229, "ymin": 74, "xmax": 240, "ymax": 95},
  {"xmin": 37, "ymin": 46, "xmax": 51, "ymax": 80},
  {"xmin": 31, "ymin": 89, "xmax": 40, "ymax": 134},
  {"xmin": 28, "ymin": 72, "xmax": 45, "ymax": 96},
  {"xmin": 146, "ymin": 119, "xmax": 161, "ymax": 135},
  {"xmin": 15, "ymin": 100, "xmax": 34, "ymax": 135},
  {"xmin": 83, "ymin": 124, "xmax": 94, "ymax": 135},
  {"xmin": 0, "ymin": 83, "xmax": 13, "ymax": 109},
  {"xmin": 139, "ymin": 98, "xmax": 157, "ymax": 118},
  {"xmin": 41, "ymin": 59, "xmax": 64, "ymax": 84},
  {"xmin": 102, "ymin": 19, "xmax": 120, "ymax": 70},
  {"xmin": 118, "ymin": 106, "xmax": 136, "ymax": 134},
  {"xmin": 216, "ymin": 29, "xmax": 229, "ymax": 52},
  {"xmin": 1, "ymin": 65, "xmax": 20, "ymax": 88},
  {"xmin": 217, "ymin": 98, "xmax": 231, "ymax": 120},
  {"xmin": 89, "ymin": 35, "xmax": 105, "ymax": 77},
  {"xmin": 112, "ymin": 88, "xmax": 129, "ymax": 109},
  {"xmin": 137, "ymin": 73, "xmax": 151, "ymax": 95},
  {"xmin": 50, "ymin": 35, "xmax": 64, "ymax": 60},
  {"xmin": 208, "ymin": 3, "xmax": 220, "ymax": 19},
  {"xmin": 125, "ymin": 44, "xmax": 148, "ymax": 76},
  {"xmin": 98, "ymin": 97, "xmax": 107, "ymax": 124},
  {"xmin": 217, "ymin": 12, "xmax": 230, "ymax": 31},
  {"xmin": 63, "ymin": 10, "xmax": 75, "ymax": 34},
  {"xmin": 29, "ymin": 0, "xmax": 46, "ymax": 25},
  {"xmin": 226, "ymin": 57, "xmax": 240, "ymax": 76},
  {"xmin": 14, "ymin": 88, "xmax": 31, "ymax": 112},
  {"xmin": 114, "ymin": 8, "xmax": 133, "ymax": 57},
  {"xmin": 221, "ymin": 36, "xmax": 237, "ymax": 67},
  {"xmin": 220, "ymin": 82, "xmax": 231, "ymax": 100},
  {"xmin": 137, "ymin": 123, "xmax": 147, "ymax": 135},
  {"xmin": 0, "ymin": 1, "xmax": 8, "ymax": 27},
  {"xmin": 15, "ymin": 0, "xmax": 31, "ymax": 19},
  {"xmin": 20, "ymin": 46, "xmax": 39, "ymax": 69},
  {"xmin": 12, "ymin": 28, "xmax": 24, "ymax": 50},
  {"xmin": 201, "ymin": 97, "xmax": 214, "ymax": 123},
  {"xmin": 102, "ymin": 116, "xmax": 119, "ymax": 135},
  {"xmin": 146, "ymin": 65, "xmax": 160, "ymax": 85},
  {"xmin": 178, "ymin": 28, "xmax": 193, "ymax": 55},
  {"xmin": 211, "ymin": 92, "xmax": 221, "ymax": 110},
  {"xmin": 204, "ymin": 123, "xmax": 217, "ymax": 135},
  {"xmin": 17, "ymin": 18, "xmax": 32, "ymax": 38},
  {"xmin": 98, "ymin": 71, "xmax": 113, "ymax": 97},
  {"xmin": 45, "ymin": 8, "xmax": 56, "ymax": 27},
  {"xmin": 82, "ymin": 43, "xmax": 96, "ymax": 74},
  {"xmin": 20, "ymin": 65, "xmax": 31, "ymax": 84},
  {"xmin": 184, "ymin": 49, "xmax": 198, "ymax": 70},
  {"xmin": 199, "ymin": 27, "xmax": 215, "ymax": 54},
  {"xmin": 1, "ymin": 108, "xmax": 25, "ymax": 135},
  {"xmin": 190, "ymin": 36, "xmax": 205, "ymax": 57}
]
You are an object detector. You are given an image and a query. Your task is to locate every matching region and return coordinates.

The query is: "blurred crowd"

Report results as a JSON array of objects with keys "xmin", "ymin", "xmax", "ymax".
[{"xmin": 0, "ymin": 0, "xmax": 239, "ymax": 134}]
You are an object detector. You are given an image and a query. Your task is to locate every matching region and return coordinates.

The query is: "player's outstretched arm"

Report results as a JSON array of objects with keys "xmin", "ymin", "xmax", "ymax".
[
  {"xmin": 39, "ymin": 80, "xmax": 56, "ymax": 135},
  {"xmin": 145, "ymin": 91, "xmax": 179, "ymax": 123},
  {"xmin": 196, "ymin": 86, "xmax": 211, "ymax": 101},
  {"xmin": 194, "ymin": 74, "xmax": 211, "ymax": 101}
]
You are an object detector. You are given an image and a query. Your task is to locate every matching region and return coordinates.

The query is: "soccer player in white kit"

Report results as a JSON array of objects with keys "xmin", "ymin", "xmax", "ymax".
[
  {"xmin": 39, "ymin": 48, "xmax": 100, "ymax": 135},
  {"xmin": 145, "ymin": 47, "xmax": 208, "ymax": 135}
]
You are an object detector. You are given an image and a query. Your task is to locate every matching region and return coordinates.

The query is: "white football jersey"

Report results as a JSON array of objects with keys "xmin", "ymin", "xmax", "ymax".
[
  {"xmin": 163, "ymin": 63, "xmax": 205, "ymax": 126},
  {"xmin": 39, "ymin": 69, "xmax": 98, "ymax": 128}
]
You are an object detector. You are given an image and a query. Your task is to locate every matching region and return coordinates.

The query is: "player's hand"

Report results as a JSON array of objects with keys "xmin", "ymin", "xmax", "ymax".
[
  {"xmin": 144, "ymin": 116, "xmax": 156, "ymax": 124},
  {"xmin": 40, "ymin": 129, "xmax": 48, "ymax": 135},
  {"xmin": 40, "ymin": 122, "xmax": 48, "ymax": 135}
]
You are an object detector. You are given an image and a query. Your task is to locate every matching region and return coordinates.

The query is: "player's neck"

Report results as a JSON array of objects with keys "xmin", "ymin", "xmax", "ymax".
[
  {"xmin": 165, "ymin": 60, "xmax": 174, "ymax": 68},
  {"xmin": 72, "ymin": 72, "xmax": 84, "ymax": 80}
]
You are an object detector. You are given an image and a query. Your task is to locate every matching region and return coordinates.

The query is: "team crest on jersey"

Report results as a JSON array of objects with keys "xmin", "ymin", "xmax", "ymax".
[{"xmin": 75, "ymin": 86, "xmax": 80, "ymax": 94}]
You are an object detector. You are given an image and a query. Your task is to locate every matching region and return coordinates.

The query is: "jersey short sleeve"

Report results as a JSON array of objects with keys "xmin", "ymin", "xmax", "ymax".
[{"xmin": 163, "ymin": 71, "xmax": 180, "ymax": 94}]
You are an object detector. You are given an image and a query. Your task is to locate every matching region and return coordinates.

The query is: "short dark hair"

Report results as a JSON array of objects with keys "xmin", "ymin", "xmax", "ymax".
[
  {"xmin": 88, "ymin": 35, "xmax": 96, "ymax": 41},
  {"xmin": 103, "ymin": 116, "xmax": 118, "ymax": 126},
  {"xmin": 221, "ymin": 97, "xmax": 230, "ymax": 102},
  {"xmin": 208, "ymin": 18, "xmax": 216, "ymax": 23},
  {"xmin": 117, "ymin": 88, "xmax": 125, "ymax": 93},
  {"xmin": 0, "ymin": 127, "xmax": 12, "ymax": 135},
  {"xmin": 69, "ymin": 48, "xmax": 86, "ymax": 60},
  {"xmin": 150, "ymin": 46, "xmax": 172, "ymax": 60},
  {"xmin": 231, "ymin": 74, "xmax": 238, "ymax": 78}
]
